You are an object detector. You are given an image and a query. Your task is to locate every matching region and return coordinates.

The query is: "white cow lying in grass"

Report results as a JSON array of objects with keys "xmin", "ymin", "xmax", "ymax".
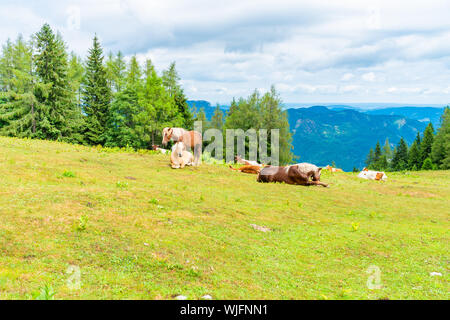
[
  {"xmin": 170, "ymin": 141, "xmax": 194, "ymax": 169},
  {"xmin": 357, "ymin": 168, "xmax": 387, "ymax": 181}
]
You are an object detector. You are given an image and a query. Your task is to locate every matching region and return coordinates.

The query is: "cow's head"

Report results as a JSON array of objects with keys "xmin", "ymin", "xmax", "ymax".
[
  {"xmin": 312, "ymin": 167, "xmax": 322, "ymax": 181},
  {"xmin": 162, "ymin": 127, "xmax": 173, "ymax": 146}
]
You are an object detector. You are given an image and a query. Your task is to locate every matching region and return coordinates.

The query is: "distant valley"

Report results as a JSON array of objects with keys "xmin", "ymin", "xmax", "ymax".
[{"xmin": 187, "ymin": 100, "xmax": 445, "ymax": 171}]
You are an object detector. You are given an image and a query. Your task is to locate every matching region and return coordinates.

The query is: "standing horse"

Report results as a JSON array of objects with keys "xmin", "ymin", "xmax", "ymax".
[{"xmin": 162, "ymin": 127, "xmax": 202, "ymax": 165}]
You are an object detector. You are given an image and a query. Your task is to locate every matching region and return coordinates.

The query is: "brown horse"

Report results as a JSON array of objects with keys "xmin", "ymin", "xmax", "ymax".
[
  {"xmin": 162, "ymin": 127, "xmax": 202, "ymax": 165},
  {"xmin": 257, "ymin": 163, "xmax": 328, "ymax": 187}
]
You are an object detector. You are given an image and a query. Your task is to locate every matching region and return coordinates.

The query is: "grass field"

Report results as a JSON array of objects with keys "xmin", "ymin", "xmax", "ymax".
[{"xmin": 0, "ymin": 136, "xmax": 448, "ymax": 300}]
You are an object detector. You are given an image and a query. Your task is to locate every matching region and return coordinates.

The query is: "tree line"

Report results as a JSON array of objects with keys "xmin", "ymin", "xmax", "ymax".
[
  {"xmin": 365, "ymin": 107, "xmax": 450, "ymax": 171},
  {"xmin": 0, "ymin": 24, "xmax": 294, "ymax": 164}
]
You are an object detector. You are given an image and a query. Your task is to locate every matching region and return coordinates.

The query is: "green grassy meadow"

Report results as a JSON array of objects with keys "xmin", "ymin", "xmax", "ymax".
[{"xmin": 0, "ymin": 136, "xmax": 448, "ymax": 299}]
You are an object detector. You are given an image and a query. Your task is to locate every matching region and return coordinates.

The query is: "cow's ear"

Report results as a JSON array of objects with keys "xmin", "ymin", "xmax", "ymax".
[{"xmin": 318, "ymin": 167, "xmax": 322, "ymax": 172}]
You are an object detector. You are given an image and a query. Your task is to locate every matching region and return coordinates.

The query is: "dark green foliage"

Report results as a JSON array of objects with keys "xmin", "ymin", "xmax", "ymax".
[
  {"xmin": 408, "ymin": 140, "xmax": 421, "ymax": 170},
  {"xmin": 431, "ymin": 107, "xmax": 450, "ymax": 169},
  {"xmin": 421, "ymin": 157, "xmax": 433, "ymax": 170},
  {"xmin": 391, "ymin": 138, "xmax": 408, "ymax": 171},
  {"xmin": 210, "ymin": 104, "xmax": 224, "ymax": 131},
  {"xmin": 420, "ymin": 123, "xmax": 434, "ymax": 164},
  {"xmin": 365, "ymin": 148, "xmax": 374, "ymax": 168},
  {"xmin": 224, "ymin": 86, "xmax": 293, "ymax": 165},
  {"xmin": 81, "ymin": 36, "xmax": 111, "ymax": 145},
  {"xmin": 1, "ymin": 24, "xmax": 295, "ymax": 161},
  {"xmin": 34, "ymin": 24, "xmax": 81, "ymax": 142},
  {"xmin": 162, "ymin": 62, "xmax": 193, "ymax": 129}
]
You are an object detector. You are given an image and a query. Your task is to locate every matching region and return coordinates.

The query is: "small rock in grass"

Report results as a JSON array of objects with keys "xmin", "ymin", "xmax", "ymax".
[
  {"xmin": 250, "ymin": 224, "xmax": 271, "ymax": 232},
  {"xmin": 125, "ymin": 176, "xmax": 137, "ymax": 180},
  {"xmin": 201, "ymin": 295, "xmax": 212, "ymax": 300},
  {"xmin": 430, "ymin": 272, "xmax": 442, "ymax": 276},
  {"xmin": 175, "ymin": 295, "xmax": 187, "ymax": 300},
  {"xmin": 144, "ymin": 243, "xmax": 149, "ymax": 246}
]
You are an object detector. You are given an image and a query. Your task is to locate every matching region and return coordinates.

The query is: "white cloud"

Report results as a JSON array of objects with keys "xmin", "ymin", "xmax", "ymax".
[
  {"xmin": 341, "ymin": 73, "xmax": 354, "ymax": 81},
  {"xmin": 362, "ymin": 72, "xmax": 376, "ymax": 82},
  {"xmin": 0, "ymin": 0, "xmax": 450, "ymax": 104}
]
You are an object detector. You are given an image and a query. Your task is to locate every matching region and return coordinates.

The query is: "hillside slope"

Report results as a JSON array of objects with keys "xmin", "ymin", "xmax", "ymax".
[
  {"xmin": 364, "ymin": 107, "xmax": 445, "ymax": 129},
  {"xmin": 287, "ymin": 106, "xmax": 428, "ymax": 170},
  {"xmin": 0, "ymin": 137, "xmax": 448, "ymax": 299}
]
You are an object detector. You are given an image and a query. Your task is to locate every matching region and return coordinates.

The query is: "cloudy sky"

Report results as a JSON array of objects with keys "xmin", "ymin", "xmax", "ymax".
[{"xmin": 1, "ymin": 0, "xmax": 450, "ymax": 105}]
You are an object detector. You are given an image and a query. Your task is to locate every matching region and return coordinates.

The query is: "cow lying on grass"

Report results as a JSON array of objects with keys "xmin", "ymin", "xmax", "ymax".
[
  {"xmin": 229, "ymin": 165, "xmax": 262, "ymax": 175},
  {"xmin": 170, "ymin": 140, "xmax": 194, "ymax": 169},
  {"xmin": 152, "ymin": 145, "xmax": 169, "ymax": 154},
  {"xmin": 235, "ymin": 155, "xmax": 263, "ymax": 167},
  {"xmin": 325, "ymin": 165, "xmax": 343, "ymax": 172},
  {"xmin": 257, "ymin": 163, "xmax": 329, "ymax": 187},
  {"xmin": 357, "ymin": 168, "xmax": 387, "ymax": 181}
]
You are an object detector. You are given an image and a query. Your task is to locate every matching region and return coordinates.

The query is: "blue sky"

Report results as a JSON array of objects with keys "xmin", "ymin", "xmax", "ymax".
[{"xmin": 1, "ymin": 0, "xmax": 450, "ymax": 105}]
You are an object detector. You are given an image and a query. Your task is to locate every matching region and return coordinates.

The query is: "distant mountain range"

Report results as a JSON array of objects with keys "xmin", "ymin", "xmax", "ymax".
[
  {"xmin": 187, "ymin": 100, "xmax": 445, "ymax": 170},
  {"xmin": 363, "ymin": 107, "xmax": 444, "ymax": 129},
  {"xmin": 287, "ymin": 106, "xmax": 429, "ymax": 170}
]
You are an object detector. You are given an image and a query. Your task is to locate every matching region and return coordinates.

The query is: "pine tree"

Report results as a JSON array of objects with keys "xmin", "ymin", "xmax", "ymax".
[
  {"xmin": 162, "ymin": 62, "xmax": 179, "ymax": 97},
  {"xmin": 68, "ymin": 52, "xmax": 83, "ymax": 107},
  {"xmin": 259, "ymin": 86, "xmax": 293, "ymax": 165},
  {"xmin": 104, "ymin": 56, "xmax": 142, "ymax": 148},
  {"xmin": 136, "ymin": 59, "xmax": 181, "ymax": 147},
  {"xmin": 414, "ymin": 131, "xmax": 421, "ymax": 147},
  {"xmin": 371, "ymin": 141, "xmax": 382, "ymax": 169},
  {"xmin": 162, "ymin": 62, "xmax": 193, "ymax": 128},
  {"xmin": 382, "ymin": 138, "xmax": 393, "ymax": 161},
  {"xmin": 34, "ymin": 24, "xmax": 80, "ymax": 141},
  {"xmin": 81, "ymin": 35, "xmax": 111, "ymax": 145},
  {"xmin": 106, "ymin": 51, "xmax": 126, "ymax": 93},
  {"xmin": 431, "ymin": 107, "xmax": 450, "ymax": 169},
  {"xmin": 391, "ymin": 138, "xmax": 409, "ymax": 171},
  {"xmin": 194, "ymin": 107, "xmax": 208, "ymax": 133},
  {"xmin": 408, "ymin": 140, "xmax": 421, "ymax": 170},
  {"xmin": 224, "ymin": 87, "xmax": 293, "ymax": 165},
  {"xmin": 365, "ymin": 148, "xmax": 374, "ymax": 168},
  {"xmin": 421, "ymin": 157, "xmax": 433, "ymax": 170},
  {"xmin": 210, "ymin": 104, "xmax": 224, "ymax": 130},
  {"xmin": 420, "ymin": 122, "xmax": 434, "ymax": 165},
  {"xmin": 0, "ymin": 35, "xmax": 47, "ymax": 138}
]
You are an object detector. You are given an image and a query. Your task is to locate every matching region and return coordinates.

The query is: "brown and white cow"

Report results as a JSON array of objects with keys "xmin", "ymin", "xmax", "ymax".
[
  {"xmin": 257, "ymin": 163, "xmax": 329, "ymax": 187},
  {"xmin": 357, "ymin": 168, "xmax": 387, "ymax": 181}
]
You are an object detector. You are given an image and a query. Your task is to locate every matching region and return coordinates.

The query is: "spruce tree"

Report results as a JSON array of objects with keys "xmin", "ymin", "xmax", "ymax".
[
  {"xmin": 81, "ymin": 35, "xmax": 111, "ymax": 145},
  {"xmin": 106, "ymin": 51, "xmax": 126, "ymax": 93},
  {"xmin": 0, "ymin": 35, "xmax": 53, "ymax": 139},
  {"xmin": 408, "ymin": 140, "xmax": 421, "ymax": 170},
  {"xmin": 259, "ymin": 86, "xmax": 293, "ymax": 165},
  {"xmin": 431, "ymin": 107, "xmax": 450, "ymax": 169},
  {"xmin": 194, "ymin": 107, "xmax": 208, "ymax": 133},
  {"xmin": 34, "ymin": 24, "xmax": 80, "ymax": 141},
  {"xmin": 365, "ymin": 148, "xmax": 374, "ymax": 168},
  {"xmin": 420, "ymin": 123, "xmax": 434, "ymax": 165},
  {"xmin": 371, "ymin": 141, "xmax": 382, "ymax": 169},
  {"xmin": 210, "ymin": 104, "xmax": 224, "ymax": 130},
  {"xmin": 136, "ymin": 59, "xmax": 181, "ymax": 147},
  {"xmin": 105, "ymin": 56, "xmax": 142, "ymax": 148},
  {"xmin": 162, "ymin": 62, "xmax": 193, "ymax": 128},
  {"xmin": 391, "ymin": 138, "xmax": 408, "ymax": 171},
  {"xmin": 421, "ymin": 157, "xmax": 433, "ymax": 170},
  {"xmin": 382, "ymin": 138, "xmax": 392, "ymax": 161}
]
